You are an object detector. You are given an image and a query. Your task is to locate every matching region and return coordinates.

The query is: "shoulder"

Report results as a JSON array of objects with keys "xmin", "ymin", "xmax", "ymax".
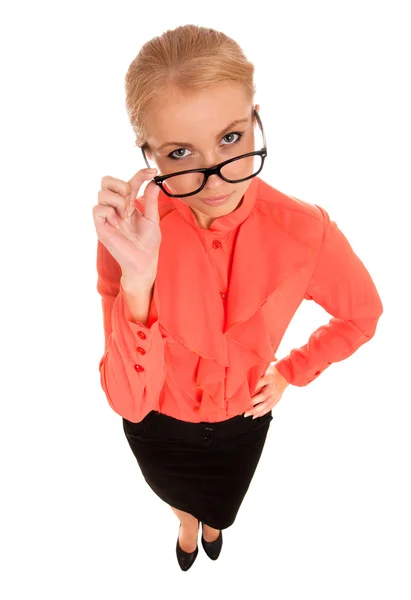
[{"xmin": 255, "ymin": 177, "xmax": 330, "ymax": 248}]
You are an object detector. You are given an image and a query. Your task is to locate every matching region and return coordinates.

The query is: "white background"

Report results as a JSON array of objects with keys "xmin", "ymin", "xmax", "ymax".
[{"xmin": 1, "ymin": 0, "xmax": 410, "ymax": 597}]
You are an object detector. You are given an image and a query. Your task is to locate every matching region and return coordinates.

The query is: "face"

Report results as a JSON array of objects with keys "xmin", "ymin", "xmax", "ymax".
[{"xmin": 142, "ymin": 84, "xmax": 260, "ymax": 229}]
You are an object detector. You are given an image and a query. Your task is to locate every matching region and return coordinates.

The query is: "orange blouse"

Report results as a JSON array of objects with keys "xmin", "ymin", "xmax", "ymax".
[{"xmin": 96, "ymin": 176, "xmax": 383, "ymax": 423}]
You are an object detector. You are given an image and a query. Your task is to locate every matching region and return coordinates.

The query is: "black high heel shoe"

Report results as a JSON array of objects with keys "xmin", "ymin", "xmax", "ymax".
[
  {"xmin": 201, "ymin": 523, "xmax": 223, "ymax": 560},
  {"xmin": 176, "ymin": 524, "xmax": 199, "ymax": 571}
]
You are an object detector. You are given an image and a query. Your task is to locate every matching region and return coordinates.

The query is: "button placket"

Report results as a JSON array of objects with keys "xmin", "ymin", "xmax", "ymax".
[{"xmin": 210, "ymin": 239, "xmax": 226, "ymax": 301}]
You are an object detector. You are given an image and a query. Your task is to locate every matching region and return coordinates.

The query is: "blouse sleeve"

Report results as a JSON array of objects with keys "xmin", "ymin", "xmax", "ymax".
[
  {"xmin": 274, "ymin": 206, "xmax": 384, "ymax": 386},
  {"xmin": 96, "ymin": 239, "xmax": 166, "ymax": 421}
]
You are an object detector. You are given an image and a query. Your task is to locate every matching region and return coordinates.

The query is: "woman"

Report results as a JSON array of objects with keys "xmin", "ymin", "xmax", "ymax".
[{"xmin": 93, "ymin": 25, "xmax": 383, "ymax": 571}]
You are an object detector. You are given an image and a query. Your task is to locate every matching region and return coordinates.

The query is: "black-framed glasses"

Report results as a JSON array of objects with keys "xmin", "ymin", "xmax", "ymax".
[{"xmin": 141, "ymin": 107, "xmax": 267, "ymax": 198}]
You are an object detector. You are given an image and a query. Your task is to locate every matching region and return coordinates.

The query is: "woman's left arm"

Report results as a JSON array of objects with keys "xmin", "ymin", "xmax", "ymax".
[{"xmin": 246, "ymin": 207, "xmax": 384, "ymax": 417}]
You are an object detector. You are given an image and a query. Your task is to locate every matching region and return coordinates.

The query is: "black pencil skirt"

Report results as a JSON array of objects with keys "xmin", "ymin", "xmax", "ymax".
[{"xmin": 122, "ymin": 409, "xmax": 273, "ymax": 530}]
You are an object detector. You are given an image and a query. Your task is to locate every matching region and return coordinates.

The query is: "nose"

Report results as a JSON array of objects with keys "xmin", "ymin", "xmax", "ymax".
[{"xmin": 203, "ymin": 172, "xmax": 228, "ymax": 191}]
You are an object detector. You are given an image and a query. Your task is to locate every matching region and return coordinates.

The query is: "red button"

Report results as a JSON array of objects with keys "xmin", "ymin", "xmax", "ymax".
[
  {"xmin": 137, "ymin": 331, "xmax": 147, "ymax": 340},
  {"xmin": 212, "ymin": 240, "xmax": 222, "ymax": 249},
  {"xmin": 134, "ymin": 364, "xmax": 145, "ymax": 372},
  {"xmin": 220, "ymin": 292, "xmax": 226, "ymax": 299},
  {"xmin": 136, "ymin": 347, "xmax": 146, "ymax": 355}
]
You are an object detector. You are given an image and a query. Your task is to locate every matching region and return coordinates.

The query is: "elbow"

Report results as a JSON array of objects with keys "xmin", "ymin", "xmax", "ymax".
[
  {"xmin": 352, "ymin": 310, "xmax": 383, "ymax": 340},
  {"xmin": 356, "ymin": 291, "xmax": 384, "ymax": 339},
  {"xmin": 368, "ymin": 294, "xmax": 384, "ymax": 337}
]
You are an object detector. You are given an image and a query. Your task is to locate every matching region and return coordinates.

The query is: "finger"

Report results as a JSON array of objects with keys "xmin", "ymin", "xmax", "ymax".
[
  {"xmin": 98, "ymin": 188, "xmax": 129, "ymax": 221},
  {"xmin": 254, "ymin": 377, "xmax": 268, "ymax": 393},
  {"xmin": 127, "ymin": 168, "xmax": 157, "ymax": 218},
  {"xmin": 127, "ymin": 167, "xmax": 157, "ymax": 190},
  {"xmin": 93, "ymin": 203, "xmax": 121, "ymax": 229},
  {"xmin": 244, "ymin": 403, "xmax": 270, "ymax": 419},
  {"xmin": 126, "ymin": 177, "xmax": 160, "ymax": 223},
  {"xmin": 141, "ymin": 179, "xmax": 161, "ymax": 224},
  {"xmin": 244, "ymin": 410, "xmax": 258, "ymax": 418},
  {"xmin": 101, "ymin": 176, "xmax": 131, "ymax": 199},
  {"xmin": 251, "ymin": 393, "xmax": 265, "ymax": 405}
]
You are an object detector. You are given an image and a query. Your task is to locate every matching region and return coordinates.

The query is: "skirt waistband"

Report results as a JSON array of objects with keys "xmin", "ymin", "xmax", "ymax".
[{"xmin": 124, "ymin": 409, "xmax": 273, "ymax": 440}]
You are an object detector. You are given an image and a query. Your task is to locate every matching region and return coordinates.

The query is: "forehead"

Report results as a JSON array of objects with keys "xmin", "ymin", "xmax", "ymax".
[{"xmin": 145, "ymin": 84, "xmax": 250, "ymax": 146}]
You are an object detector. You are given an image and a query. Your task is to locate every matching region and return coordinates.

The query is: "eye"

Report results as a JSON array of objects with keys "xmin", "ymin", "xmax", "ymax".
[
  {"xmin": 168, "ymin": 147, "xmax": 192, "ymax": 160},
  {"xmin": 167, "ymin": 131, "xmax": 245, "ymax": 160},
  {"xmin": 221, "ymin": 132, "xmax": 243, "ymax": 145}
]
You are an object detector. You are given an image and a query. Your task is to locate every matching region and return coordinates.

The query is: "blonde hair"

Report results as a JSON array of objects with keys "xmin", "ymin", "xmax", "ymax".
[{"xmin": 124, "ymin": 24, "xmax": 256, "ymax": 148}]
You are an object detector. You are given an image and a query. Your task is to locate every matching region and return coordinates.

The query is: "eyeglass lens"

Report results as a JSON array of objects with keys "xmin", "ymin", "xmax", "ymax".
[{"xmin": 162, "ymin": 154, "xmax": 263, "ymax": 197}]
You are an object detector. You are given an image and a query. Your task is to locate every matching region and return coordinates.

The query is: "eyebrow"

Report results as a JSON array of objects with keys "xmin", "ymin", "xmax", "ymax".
[{"xmin": 156, "ymin": 117, "xmax": 250, "ymax": 153}]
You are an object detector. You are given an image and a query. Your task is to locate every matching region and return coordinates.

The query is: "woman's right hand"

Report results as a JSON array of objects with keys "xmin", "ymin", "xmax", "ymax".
[{"xmin": 93, "ymin": 168, "xmax": 162, "ymax": 277}]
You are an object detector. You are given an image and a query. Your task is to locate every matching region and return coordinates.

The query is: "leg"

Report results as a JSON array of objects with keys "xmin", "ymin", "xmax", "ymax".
[
  {"xmin": 170, "ymin": 505, "xmax": 199, "ymax": 553},
  {"xmin": 202, "ymin": 522, "xmax": 221, "ymax": 542}
]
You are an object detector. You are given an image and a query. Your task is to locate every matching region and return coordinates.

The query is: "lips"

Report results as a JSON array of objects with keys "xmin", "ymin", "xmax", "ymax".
[
  {"xmin": 200, "ymin": 194, "xmax": 229, "ymax": 201},
  {"xmin": 199, "ymin": 192, "xmax": 233, "ymax": 206}
]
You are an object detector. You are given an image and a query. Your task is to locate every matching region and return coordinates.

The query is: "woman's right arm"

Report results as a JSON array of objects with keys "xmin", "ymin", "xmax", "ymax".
[
  {"xmin": 96, "ymin": 240, "xmax": 166, "ymax": 423},
  {"xmin": 94, "ymin": 169, "xmax": 166, "ymax": 422},
  {"xmin": 121, "ymin": 272, "xmax": 156, "ymax": 327}
]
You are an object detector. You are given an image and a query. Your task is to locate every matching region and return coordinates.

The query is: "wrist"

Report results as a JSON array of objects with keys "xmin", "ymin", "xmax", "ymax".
[
  {"xmin": 121, "ymin": 268, "xmax": 157, "ymax": 285},
  {"xmin": 271, "ymin": 363, "xmax": 290, "ymax": 390}
]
